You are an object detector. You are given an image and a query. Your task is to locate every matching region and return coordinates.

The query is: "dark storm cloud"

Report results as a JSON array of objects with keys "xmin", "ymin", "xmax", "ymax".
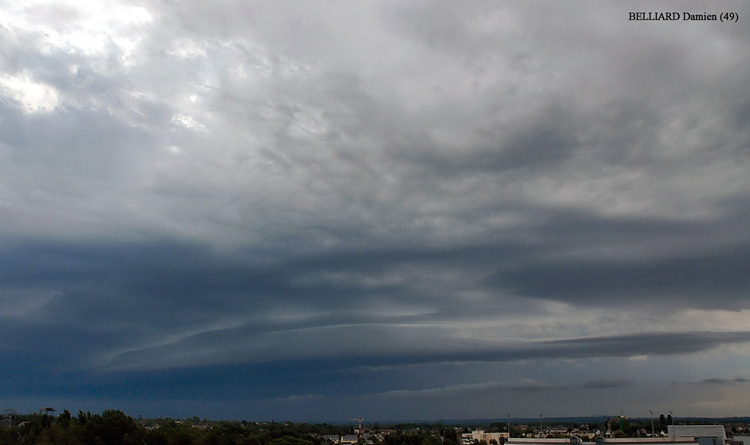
[
  {"xmin": 1, "ymin": 235, "xmax": 748, "ymax": 384},
  {"xmin": 697, "ymin": 377, "xmax": 750, "ymax": 386},
  {"xmin": 490, "ymin": 242, "xmax": 750, "ymax": 308},
  {"xmin": 399, "ymin": 101, "xmax": 582, "ymax": 177},
  {"xmin": 581, "ymin": 379, "xmax": 633, "ymax": 389},
  {"xmin": 403, "ymin": 378, "xmax": 634, "ymax": 395}
]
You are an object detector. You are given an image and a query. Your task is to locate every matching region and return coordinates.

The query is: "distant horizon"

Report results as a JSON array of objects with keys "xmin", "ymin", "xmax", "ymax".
[{"xmin": 7, "ymin": 410, "xmax": 750, "ymax": 426}]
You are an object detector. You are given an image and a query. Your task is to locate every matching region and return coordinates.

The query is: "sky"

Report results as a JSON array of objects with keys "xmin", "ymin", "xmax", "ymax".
[{"xmin": 1, "ymin": 0, "xmax": 750, "ymax": 422}]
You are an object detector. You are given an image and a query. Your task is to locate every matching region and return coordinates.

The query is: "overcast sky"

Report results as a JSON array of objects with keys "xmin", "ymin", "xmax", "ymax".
[{"xmin": 1, "ymin": 0, "xmax": 750, "ymax": 422}]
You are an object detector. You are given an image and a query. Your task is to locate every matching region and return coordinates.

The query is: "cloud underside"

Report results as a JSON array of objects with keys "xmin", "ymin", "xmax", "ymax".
[
  {"xmin": 1, "ymin": 238, "xmax": 750, "ymax": 371},
  {"xmin": 105, "ymin": 329, "xmax": 750, "ymax": 372}
]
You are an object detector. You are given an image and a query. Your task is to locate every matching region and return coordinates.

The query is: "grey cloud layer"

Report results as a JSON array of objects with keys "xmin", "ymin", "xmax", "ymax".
[{"xmin": 1, "ymin": 0, "xmax": 750, "ymax": 419}]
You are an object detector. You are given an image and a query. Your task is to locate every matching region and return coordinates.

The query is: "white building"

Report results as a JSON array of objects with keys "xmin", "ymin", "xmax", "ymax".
[
  {"xmin": 506, "ymin": 436, "xmax": 704, "ymax": 445},
  {"xmin": 468, "ymin": 430, "xmax": 510, "ymax": 444},
  {"xmin": 669, "ymin": 425, "xmax": 726, "ymax": 445}
]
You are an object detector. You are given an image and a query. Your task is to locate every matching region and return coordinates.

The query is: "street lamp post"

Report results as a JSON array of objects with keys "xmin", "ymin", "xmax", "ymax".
[
  {"xmin": 539, "ymin": 414, "xmax": 544, "ymax": 439},
  {"xmin": 649, "ymin": 410, "xmax": 655, "ymax": 437},
  {"xmin": 507, "ymin": 414, "xmax": 511, "ymax": 438}
]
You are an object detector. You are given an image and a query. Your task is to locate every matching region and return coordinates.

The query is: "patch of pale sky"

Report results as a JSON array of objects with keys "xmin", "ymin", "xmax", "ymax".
[
  {"xmin": 0, "ymin": 72, "xmax": 59, "ymax": 114},
  {"xmin": 677, "ymin": 382, "xmax": 750, "ymax": 417},
  {"xmin": 465, "ymin": 304, "xmax": 738, "ymax": 345},
  {"xmin": 664, "ymin": 309, "xmax": 750, "ymax": 333},
  {"xmin": 447, "ymin": 307, "xmax": 595, "ymax": 344},
  {"xmin": 169, "ymin": 114, "xmax": 206, "ymax": 132},
  {"xmin": 3, "ymin": 0, "xmax": 152, "ymax": 63}
]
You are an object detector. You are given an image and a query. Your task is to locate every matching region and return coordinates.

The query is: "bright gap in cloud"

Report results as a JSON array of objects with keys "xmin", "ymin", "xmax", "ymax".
[
  {"xmin": 0, "ymin": 72, "xmax": 59, "ymax": 114},
  {"xmin": 3, "ymin": 1, "xmax": 152, "ymax": 65}
]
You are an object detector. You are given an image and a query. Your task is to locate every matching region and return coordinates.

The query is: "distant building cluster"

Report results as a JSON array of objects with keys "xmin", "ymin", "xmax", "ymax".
[
  {"xmin": 322, "ymin": 433, "xmax": 377, "ymax": 445},
  {"xmin": 503, "ymin": 425, "xmax": 732, "ymax": 445}
]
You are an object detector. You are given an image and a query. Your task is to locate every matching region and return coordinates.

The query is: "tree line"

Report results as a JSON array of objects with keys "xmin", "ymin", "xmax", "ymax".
[{"xmin": 0, "ymin": 410, "xmax": 343, "ymax": 445}]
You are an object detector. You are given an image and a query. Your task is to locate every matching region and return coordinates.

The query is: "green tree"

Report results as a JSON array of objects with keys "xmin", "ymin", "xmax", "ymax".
[
  {"xmin": 442, "ymin": 427, "xmax": 459, "ymax": 445},
  {"xmin": 58, "ymin": 409, "xmax": 72, "ymax": 429},
  {"xmin": 269, "ymin": 435, "xmax": 314, "ymax": 445},
  {"xmin": 422, "ymin": 435, "xmax": 442, "ymax": 445},
  {"xmin": 81, "ymin": 410, "xmax": 141, "ymax": 445}
]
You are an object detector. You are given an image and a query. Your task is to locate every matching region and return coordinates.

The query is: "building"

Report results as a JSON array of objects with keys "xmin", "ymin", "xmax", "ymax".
[
  {"xmin": 463, "ymin": 429, "xmax": 509, "ymax": 444},
  {"xmin": 668, "ymin": 425, "xmax": 726, "ymax": 445},
  {"xmin": 322, "ymin": 434, "xmax": 375, "ymax": 445},
  {"xmin": 506, "ymin": 436, "xmax": 709, "ymax": 445}
]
